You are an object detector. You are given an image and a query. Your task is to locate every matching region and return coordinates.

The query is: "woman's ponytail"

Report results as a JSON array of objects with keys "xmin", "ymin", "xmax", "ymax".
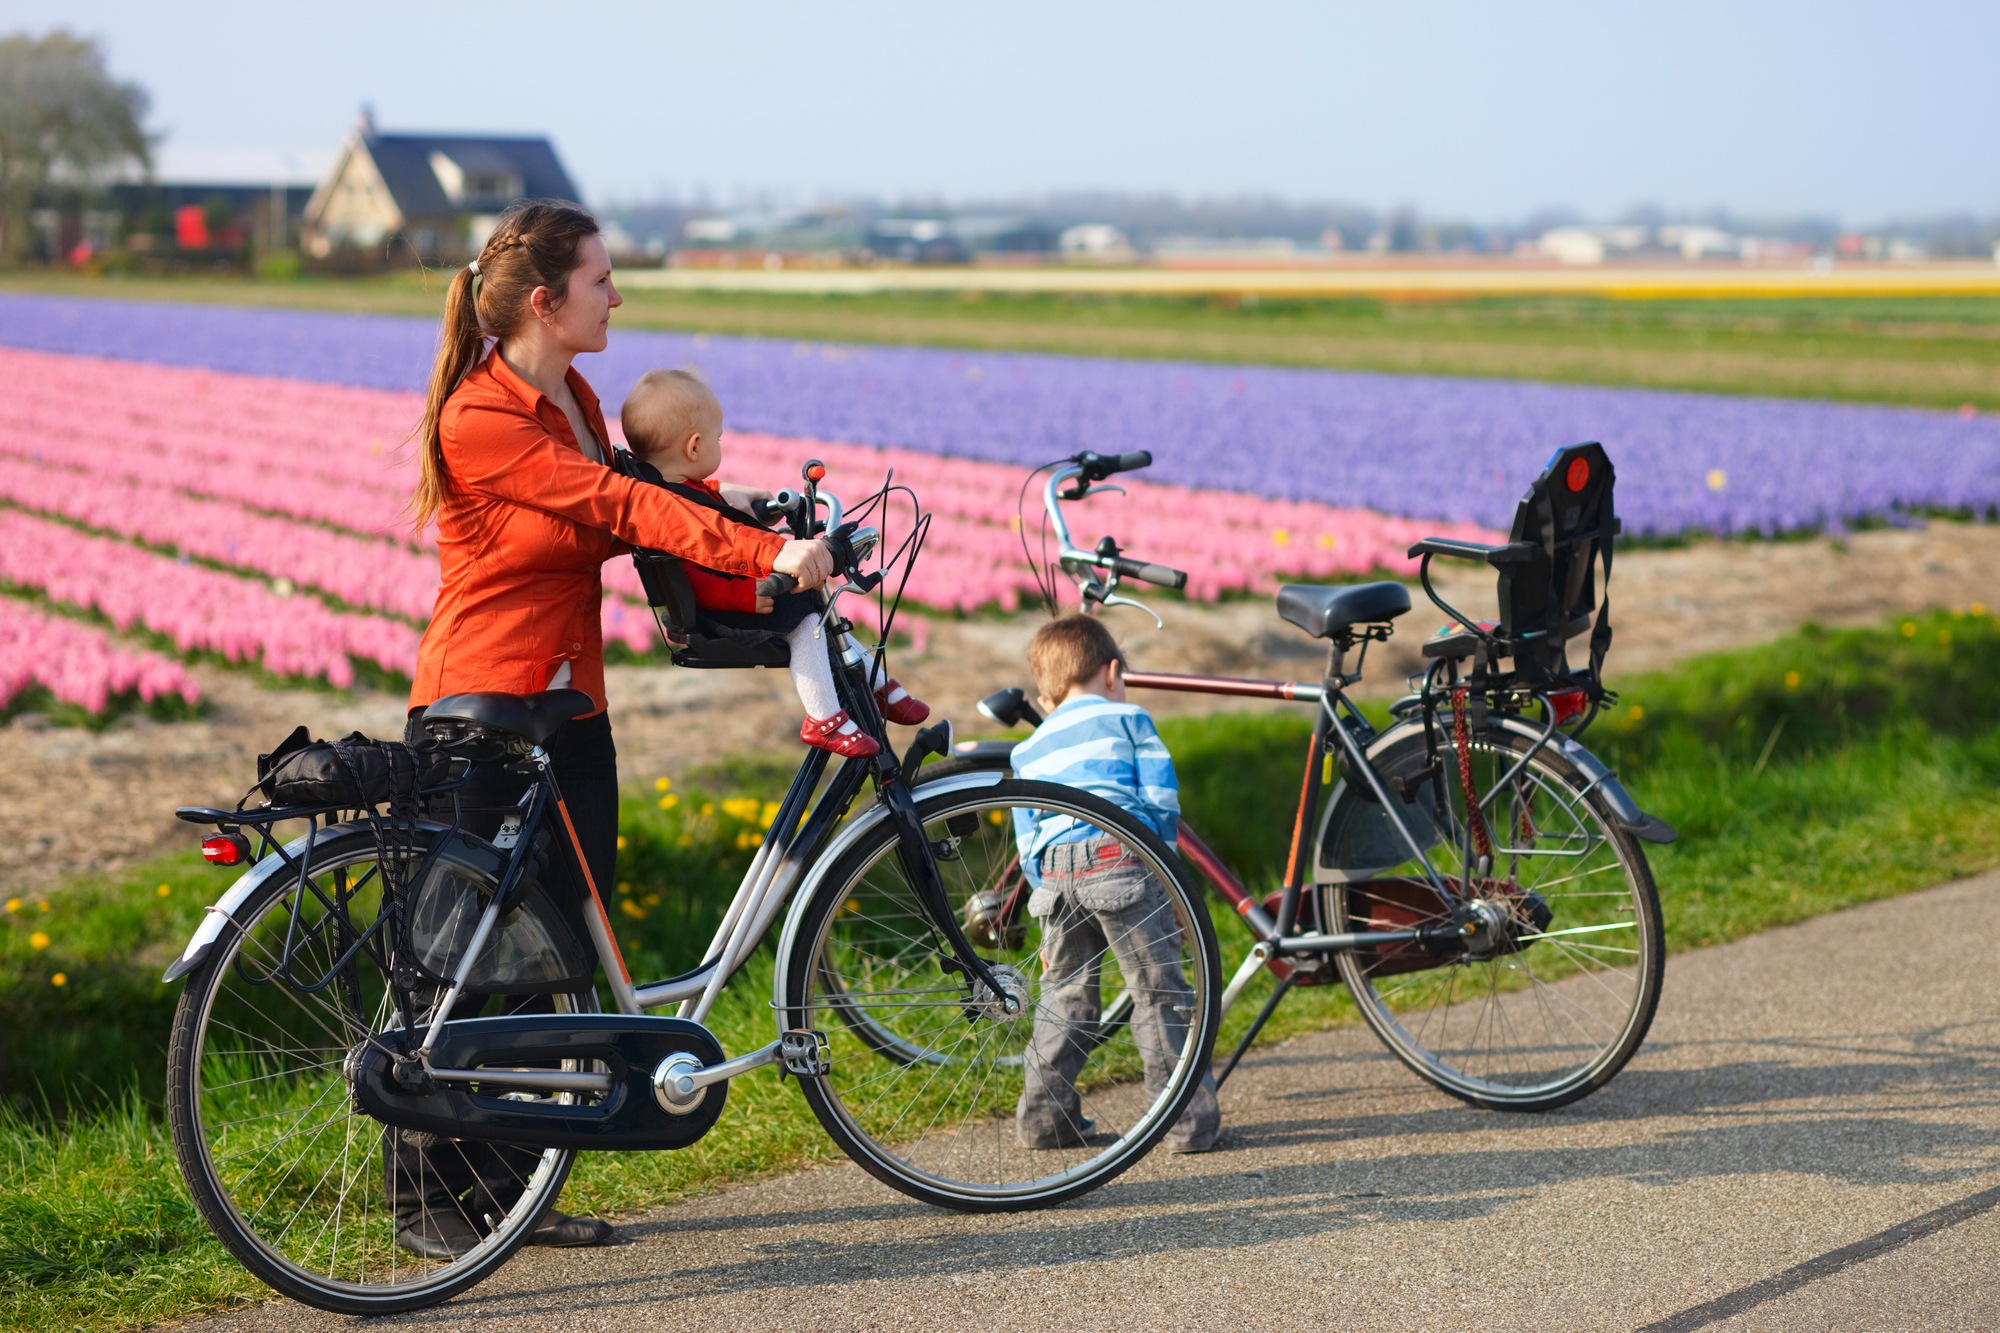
[
  {"xmin": 405, "ymin": 199, "xmax": 601, "ymax": 532},
  {"xmin": 410, "ymin": 263, "xmax": 485, "ymax": 528}
]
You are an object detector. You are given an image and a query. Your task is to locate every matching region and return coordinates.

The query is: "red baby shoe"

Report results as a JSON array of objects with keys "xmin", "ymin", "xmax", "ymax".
[
  {"xmin": 801, "ymin": 711, "xmax": 881, "ymax": 758},
  {"xmin": 874, "ymin": 678, "xmax": 931, "ymax": 726}
]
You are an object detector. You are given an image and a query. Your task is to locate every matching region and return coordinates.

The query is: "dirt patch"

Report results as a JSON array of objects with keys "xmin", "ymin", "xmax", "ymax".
[{"xmin": 6, "ymin": 522, "xmax": 1998, "ymax": 895}]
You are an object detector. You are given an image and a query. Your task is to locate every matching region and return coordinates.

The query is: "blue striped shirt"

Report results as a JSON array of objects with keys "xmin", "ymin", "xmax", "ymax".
[{"xmin": 1010, "ymin": 693, "xmax": 1179, "ymax": 888}]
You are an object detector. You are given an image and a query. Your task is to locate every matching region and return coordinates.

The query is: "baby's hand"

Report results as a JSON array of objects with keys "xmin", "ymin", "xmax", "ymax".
[{"xmin": 755, "ymin": 594, "xmax": 775, "ymax": 614}]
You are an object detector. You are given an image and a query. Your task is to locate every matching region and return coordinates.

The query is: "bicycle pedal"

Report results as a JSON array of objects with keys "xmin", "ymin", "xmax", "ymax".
[{"xmin": 781, "ymin": 1029, "xmax": 832, "ymax": 1077}]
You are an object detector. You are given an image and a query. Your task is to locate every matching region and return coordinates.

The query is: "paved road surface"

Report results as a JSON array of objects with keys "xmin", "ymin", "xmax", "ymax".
[{"xmin": 201, "ymin": 871, "xmax": 2000, "ymax": 1332}]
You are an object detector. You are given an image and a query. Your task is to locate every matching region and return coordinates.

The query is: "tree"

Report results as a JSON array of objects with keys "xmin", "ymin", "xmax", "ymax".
[{"xmin": 0, "ymin": 31, "xmax": 150, "ymax": 262}]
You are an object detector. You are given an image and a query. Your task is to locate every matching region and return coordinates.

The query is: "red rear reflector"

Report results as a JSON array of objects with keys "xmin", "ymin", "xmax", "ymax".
[
  {"xmin": 1565, "ymin": 457, "xmax": 1590, "ymax": 492},
  {"xmin": 1552, "ymin": 689, "xmax": 1589, "ymax": 724},
  {"xmin": 201, "ymin": 834, "xmax": 249, "ymax": 866}
]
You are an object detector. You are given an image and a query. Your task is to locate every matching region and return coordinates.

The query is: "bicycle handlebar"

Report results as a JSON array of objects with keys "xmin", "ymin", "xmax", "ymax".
[
  {"xmin": 1076, "ymin": 450, "xmax": 1152, "ymax": 483},
  {"xmin": 1038, "ymin": 455, "xmax": 1188, "ymax": 596},
  {"xmin": 1107, "ymin": 554, "xmax": 1189, "ymax": 590}
]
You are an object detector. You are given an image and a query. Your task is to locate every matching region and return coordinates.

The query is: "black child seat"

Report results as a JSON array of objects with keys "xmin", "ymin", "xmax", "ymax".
[
  {"xmin": 1411, "ymin": 441, "xmax": 1618, "ymax": 692},
  {"xmin": 611, "ymin": 449, "xmax": 792, "ymax": 670},
  {"xmin": 1275, "ymin": 581, "xmax": 1412, "ymax": 641}
]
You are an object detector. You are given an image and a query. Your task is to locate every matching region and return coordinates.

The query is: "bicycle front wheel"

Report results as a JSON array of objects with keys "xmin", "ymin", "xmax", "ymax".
[
  {"xmin": 1326, "ymin": 721, "xmax": 1665, "ymax": 1111},
  {"xmin": 165, "ymin": 825, "xmax": 590, "ymax": 1314},
  {"xmin": 784, "ymin": 778, "xmax": 1221, "ymax": 1211}
]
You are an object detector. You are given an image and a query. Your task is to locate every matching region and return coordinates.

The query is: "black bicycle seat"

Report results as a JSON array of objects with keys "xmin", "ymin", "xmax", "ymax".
[
  {"xmin": 1276, "ymin": 581, "xmax": 1411, "ymax": 640},
  {"xmin": 420, "ymin": 690, "xmax": 595, "ymax": 748}
]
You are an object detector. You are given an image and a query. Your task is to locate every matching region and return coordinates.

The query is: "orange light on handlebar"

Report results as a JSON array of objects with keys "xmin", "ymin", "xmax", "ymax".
[{"xmin": 803, "ymin": 460, "xmax": 826, "ymax": 483}]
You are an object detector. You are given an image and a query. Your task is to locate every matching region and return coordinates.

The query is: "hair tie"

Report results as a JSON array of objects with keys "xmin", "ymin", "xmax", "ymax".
[{"xmin": 467, "ymin": 258, "xmax": 481, "ymax": 277}]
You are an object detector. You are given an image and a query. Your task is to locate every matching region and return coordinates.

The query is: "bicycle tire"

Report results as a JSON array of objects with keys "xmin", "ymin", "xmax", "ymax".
[
  {"xmin": 783, "ymin": 778, "xmax": 1221, "ymax": 1211},
  {"xmin": 166, "ymin": 824, "xmax": 590, "ymax": 1314},
  {"xmin": 1325, "ymin": 721, "xmax": 1665, "ymax": 1111}
]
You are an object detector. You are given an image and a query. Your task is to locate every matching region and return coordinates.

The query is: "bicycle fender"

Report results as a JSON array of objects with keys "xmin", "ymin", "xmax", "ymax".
[
  {"xmin": 161, "ymin": 825, "xmax": 340, "ymax": 984},
  {"xmin": 160, "ymin": 819, "xmax": 489, "ymax": 983},
  {"xmin": 1311, "ymin": 718, "xmax": 1674, "ymax": 886},
  {"xmin": 769, "ymin": 768, "xmax": 1006, "ymax": 1020},
  {"xmin": 1486, "ymin": 716, "xmax": 1677, "ymax": 845}
]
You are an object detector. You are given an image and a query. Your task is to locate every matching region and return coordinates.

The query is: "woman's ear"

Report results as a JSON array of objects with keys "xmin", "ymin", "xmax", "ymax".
[{"xmin": 528, "ymin": 284, "xmax": 555, "ymax": 325}]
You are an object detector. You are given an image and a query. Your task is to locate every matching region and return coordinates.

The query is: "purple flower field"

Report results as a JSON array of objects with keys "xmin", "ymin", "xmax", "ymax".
[{"xmin": 5, "ymin": 291, "xmax": 1996, "ymax": 537}]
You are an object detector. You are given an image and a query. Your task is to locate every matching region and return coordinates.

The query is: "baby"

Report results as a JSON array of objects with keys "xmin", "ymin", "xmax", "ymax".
[{"xmin": 619, "ymin": 369, "xmax": 928, "ymax": 757}]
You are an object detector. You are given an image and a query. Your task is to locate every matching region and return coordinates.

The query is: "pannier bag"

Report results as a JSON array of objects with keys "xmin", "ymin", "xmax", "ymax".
[{"xmin": 254, "ymin": 725, "xmax": 451, "ymax": 809}]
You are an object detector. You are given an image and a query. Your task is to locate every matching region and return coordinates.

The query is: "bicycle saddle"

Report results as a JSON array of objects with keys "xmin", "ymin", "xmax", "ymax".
[
  {"xmin": 420, "ymin": 689, "xmax": 595, "ymax": 748},
  {"xmin": 1276, "ymin": 581, "xmax": 1411, "ymax": 640}
]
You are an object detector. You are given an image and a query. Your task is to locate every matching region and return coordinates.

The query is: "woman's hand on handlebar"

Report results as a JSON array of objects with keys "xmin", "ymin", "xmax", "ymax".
[{"xmin": 772, "ymin": 538, "xmax": 834, "ymax": 590}]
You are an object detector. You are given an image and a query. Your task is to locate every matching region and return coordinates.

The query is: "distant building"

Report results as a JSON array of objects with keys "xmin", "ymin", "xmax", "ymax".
[
  {"xmin": 864, "ymin": 219, "xmax": 970, "ymax": 265},
  {"xmin": 302, "ymin": 109, "xmax": 580, "ymax": 266},
  {"xmin": 1059, "ymin": 224, "xmax": 1133, "ymax": 260}
]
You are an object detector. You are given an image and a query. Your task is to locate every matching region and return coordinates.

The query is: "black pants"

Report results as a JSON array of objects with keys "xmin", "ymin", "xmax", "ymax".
[{"xmin": 385, "ymin": 710, "xmax": 618, "ymax": 1232}]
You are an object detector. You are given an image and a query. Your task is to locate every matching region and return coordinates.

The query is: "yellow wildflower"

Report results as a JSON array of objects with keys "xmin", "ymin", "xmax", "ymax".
[
  {"xmin": 1272, "ymin": 528, "xmax": 1290, "ymax": 546},
  {"xmin": 619, "ymin": 899, "xmax": 646, "ymax": 920},
  {"xmin": 1940, "ymin": 629, "xmax": 1954, "ymax": 645},
  {"xmin": 654, "ymin": 776, "xmax": 672, "ymax": 792},
  {"xmin": 1627, "ymin": 705, "xmax": 1645, "ymax": 723},
  {"xmin": 1973, "ymin": 602, "xmax": 1987, "ymax": 617},
  {"xmin": 658, "ymin": 793, "xmax": 680, "ymax": 811},
  {"xmin": 157, "ymin": 884, "xmax": 171, "ymax": 897},
  {"xmin": 641, "ymin": 893, "xmax": 660, "ymax": 907},
  {"xmin": 51, "ymin": 973, "xmax": 66, "ymax": 987},
  {"xmin": 676, "ymin": 835, "xmax": 692, "ymax": 848},
  {"xmin": 1901, "ymin": 621, "xmax": 1917, "ymax": 637},
  {"xmin": 987, "ymin": 810, "xmax": 1006, "ymax": 826},
  {"xmin": 616, "ymin": 835, "xmax": 627, "ymax": 850},
  {"xmin": 4, "ymin": 899, "xmax": 17, "ymax": 913},
  {"xmin": 36, "ymin": 901, "xmax": 48, "ymax": 913},
  {"xmin": 1784, "ymin": 671, "xmax": 1800, "ymax": 689},
  {"xmin": 721, "ymin": 797, "xmax": 761, "ymax": 822},
  {"xmin": 29, "ymin": 932, "xmax": 50, "ymax": 950},
  {"xmin": 760, "ymin": 801, "xmax": 781, "ymax": 828},
  {"xmin": 701, "ymin": 802, "xmax": 716, "ymax": 817}
]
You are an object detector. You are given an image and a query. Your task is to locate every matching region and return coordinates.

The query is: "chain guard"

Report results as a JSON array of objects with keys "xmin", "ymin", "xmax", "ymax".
[{"xmin": 350, "ymin": 1014, "xmax": 728, "ymax": 1151}]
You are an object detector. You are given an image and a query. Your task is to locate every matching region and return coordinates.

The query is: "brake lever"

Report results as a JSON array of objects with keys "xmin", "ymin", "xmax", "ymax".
[{"xmin": 1097, "ymin": 592, "xmax": 1165, "ymax": 629}]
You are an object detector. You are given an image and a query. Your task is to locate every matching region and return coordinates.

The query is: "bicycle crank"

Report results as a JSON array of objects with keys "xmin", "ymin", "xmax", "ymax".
[{"xmin": 349, "ymin": 1014, "xmax": 729, "ymax": 1151}]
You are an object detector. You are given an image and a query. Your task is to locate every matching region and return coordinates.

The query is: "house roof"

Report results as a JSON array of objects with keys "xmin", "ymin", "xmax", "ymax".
[{"xmin": 360, "ymin": 132, "xmax": 580, "ymax": 217}]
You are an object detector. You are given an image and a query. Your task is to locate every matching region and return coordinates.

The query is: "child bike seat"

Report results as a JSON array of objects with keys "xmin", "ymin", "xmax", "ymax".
[{"xmin": 1276, "ymin": 581, "xmax": 1411, "ymax": 641}]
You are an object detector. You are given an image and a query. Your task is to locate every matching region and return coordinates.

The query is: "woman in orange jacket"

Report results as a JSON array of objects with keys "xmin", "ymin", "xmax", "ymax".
[{"xmin": 393, "ymin": 200, "xmax": 831, "ymax": 1260}]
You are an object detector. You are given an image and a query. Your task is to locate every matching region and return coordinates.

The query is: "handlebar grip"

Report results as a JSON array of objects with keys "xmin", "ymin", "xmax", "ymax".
[
  {"xmin": 749, "ymin": 497, "xmax": 775, "ymax": 524},
  {"xmin": 757, "ymin": 571, "xmax": 799, "ymax": 597},
  {"xmin": 1076, "ymin": 449, "xmax": 1154, "ymax": 482},
  {"xmin": 1110, "ymin": 556, "xmax": 1188, "ymax": 590}
]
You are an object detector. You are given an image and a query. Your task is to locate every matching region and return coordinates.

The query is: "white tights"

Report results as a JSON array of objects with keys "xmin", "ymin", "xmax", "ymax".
[{"xmin": 784, "ymin": 619, "xmax": 898, "ymax": 730}]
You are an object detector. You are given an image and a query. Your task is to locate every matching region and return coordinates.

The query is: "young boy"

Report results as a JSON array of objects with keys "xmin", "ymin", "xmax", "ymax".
[
  {"xmin": 1010, "ymin": 614, "xmax": 1221, "ymax": 1153},
  {"xmin": 619, "ymin": 369, "xmax": 927, "ymax": 757}
]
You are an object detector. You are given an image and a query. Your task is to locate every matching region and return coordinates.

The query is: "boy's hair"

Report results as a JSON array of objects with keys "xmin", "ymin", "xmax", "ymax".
[
  {"xmin": 1028, "ymin": 615, "xmax": 1126, "ymax": 702},
  {"xmin": 620, "ymin": 368, "xmax": 718, "ymax": 458}
]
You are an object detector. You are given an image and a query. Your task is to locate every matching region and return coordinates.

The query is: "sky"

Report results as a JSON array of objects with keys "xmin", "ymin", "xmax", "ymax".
[{"xmin": 11, "ymin": 0, "xmax": 1996, "ymax": 224}]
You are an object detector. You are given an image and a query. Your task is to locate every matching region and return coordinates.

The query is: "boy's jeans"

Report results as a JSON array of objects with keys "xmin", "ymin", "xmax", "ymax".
[{"xmin": 1017, "ymin": 835, "xmax": 1221, "ymax": 1152}]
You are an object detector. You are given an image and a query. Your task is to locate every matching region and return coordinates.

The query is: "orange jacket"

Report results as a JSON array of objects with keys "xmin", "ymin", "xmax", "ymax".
[{"xmin": 410, "ymin": 354, "xmax": 786, "ymax": 715}]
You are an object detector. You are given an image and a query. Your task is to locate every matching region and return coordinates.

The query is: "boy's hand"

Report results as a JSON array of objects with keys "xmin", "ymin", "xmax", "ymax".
[
  {"xmin": 755, "ymin": 594, "xmax": 775, "ymax": 613},
  {"xmin": 718, "ymin": 482, "xmax": 774, "ymax": 519},
  {"xmin": 773, "ymin": 538, "xmax": 833, "ymax": 590}
]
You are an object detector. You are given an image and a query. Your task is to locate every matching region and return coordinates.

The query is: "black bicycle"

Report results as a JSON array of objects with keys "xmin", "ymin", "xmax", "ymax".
[{"xmin": 162, "ymin": 462, "xmax": 1222, "ymax": 1314}]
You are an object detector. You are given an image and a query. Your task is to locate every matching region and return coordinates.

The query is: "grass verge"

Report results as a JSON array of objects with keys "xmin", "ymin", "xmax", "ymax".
[{"xmin": 5, "ymin": 609, "xmax": 1999, "ymax": 1328}]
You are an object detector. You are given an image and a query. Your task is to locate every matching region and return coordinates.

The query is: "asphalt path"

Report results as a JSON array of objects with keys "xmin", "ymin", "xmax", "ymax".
[{"xmin": 201, "ymin": 870, "xmax": 2000, "ymax": 1332}]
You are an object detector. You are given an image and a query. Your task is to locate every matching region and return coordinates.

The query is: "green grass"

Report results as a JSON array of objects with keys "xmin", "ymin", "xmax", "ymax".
[
  {"xmin": 6, "ymin": 270, "xmax": 2000, "ymax": 410},
  {"xmin": 7, "ymin": 609, "xmax": 2000, "ymax": 1328}
]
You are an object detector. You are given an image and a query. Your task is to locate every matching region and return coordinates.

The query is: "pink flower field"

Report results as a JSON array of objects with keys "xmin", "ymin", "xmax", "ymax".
[{"xmin": 0, "ymin": 346, "xmax": 1499, "ymax": 712}]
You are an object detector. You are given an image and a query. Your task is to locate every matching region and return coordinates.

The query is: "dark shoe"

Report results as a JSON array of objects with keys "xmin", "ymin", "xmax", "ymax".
[
  {"xmin": 395, "ymin": 1211, "xmax": 481, "ymax": 1260},
  {"xmin": 530, "ymin": 1210, "xmax": 614, "ymax": 1248},
  {"xmin": 1019, "ymin": 1115, "xmax": 1097, "ymax": 1150}
]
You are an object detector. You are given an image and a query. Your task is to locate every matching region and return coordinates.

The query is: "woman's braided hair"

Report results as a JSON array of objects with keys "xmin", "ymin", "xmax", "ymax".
[{"xmin": 410, "ymin": 199, "xmax": 601, "ymax": 528}]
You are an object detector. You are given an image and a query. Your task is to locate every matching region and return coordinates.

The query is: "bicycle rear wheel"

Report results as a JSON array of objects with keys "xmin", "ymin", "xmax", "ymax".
[
  {"xmin": 1326, "ymin": 722, "xmax": 1664, "ymax": 1111},
  {"xmin": 166, "ymin": 825, "xmax": 590, "ymax": 1314},
  {"xmin": 784, "ymin": 778, "xmax": 1220, "ymax": 1211}
]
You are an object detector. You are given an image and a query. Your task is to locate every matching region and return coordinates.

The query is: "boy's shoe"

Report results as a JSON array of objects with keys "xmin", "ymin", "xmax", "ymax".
[
  {"xmin": 802, "ymin": 711, "xmax": 881, "ymax": 758},
  {"xmin": 529, "ymin": 1210, "xmax": 614, "ymax": 1247},
  {"xmin": 874, "ymin": 678, "xmax": 930, "ymax": 726},
  {"xmin": 394, "ymin": 1211, "xmax": 481, "ymax": 1259},
  {"xmin": 1019, "ymin": 1116, "xmax": 1097, "ymax": 1150}
]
